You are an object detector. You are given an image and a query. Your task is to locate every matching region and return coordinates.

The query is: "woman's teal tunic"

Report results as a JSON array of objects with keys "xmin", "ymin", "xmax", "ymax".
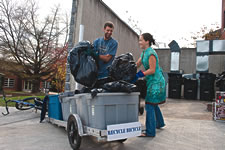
[{"xmin": 141, "ymin": 47, "xmax": 166, "ymax": 104}]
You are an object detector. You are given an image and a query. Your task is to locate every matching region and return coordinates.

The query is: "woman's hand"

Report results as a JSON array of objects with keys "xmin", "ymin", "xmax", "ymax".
[
  {"xmin": 131, "ymin": 70, "xmax": 145, "ymax": 83},
  {"xmin": 137, "ymin": 70, "xmax": 145, "ymax": 77},
  {"xmin": 136, "ymin": 57, "xmax": 142, "ymax": 68}
]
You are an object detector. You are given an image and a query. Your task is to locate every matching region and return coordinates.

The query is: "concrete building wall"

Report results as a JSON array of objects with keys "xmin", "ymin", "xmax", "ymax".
[
  {"xmin": 209, "ymin": 55, "xmax": 225, "ymax": 74},
  {"xmin": 155, "ymin": 47, "xmax": 224, "ymax": 75},
  {"xmin": 155, "ymin": 49, "xmax": 171, "ymax": 73},
  {"xmin": 180, "ymin": 48, "xmax": 196, "ymax": 74},
  {"xmin": 155, "ymin": 48, "xmax": 197, "ymax": 74}
]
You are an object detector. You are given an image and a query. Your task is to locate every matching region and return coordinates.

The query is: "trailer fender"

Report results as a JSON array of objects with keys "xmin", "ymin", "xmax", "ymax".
[{"xmin": 68, "ymin": 114, "xmax": 84, "ymax": 136}]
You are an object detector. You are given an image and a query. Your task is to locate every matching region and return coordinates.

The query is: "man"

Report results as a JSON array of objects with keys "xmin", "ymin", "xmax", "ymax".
[{"xmin": 93, "ymin": 21, "xmax": 118, "ymax": 79}]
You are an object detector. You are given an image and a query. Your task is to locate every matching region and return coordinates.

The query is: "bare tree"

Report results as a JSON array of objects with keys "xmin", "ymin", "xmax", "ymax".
[
  {"xmin": 0, "ymin": 0, "xmax": 69, "ymax": 93},
  {"xmin": 125, "ymin": 11, "xmax": 142, "ymax": 35}
]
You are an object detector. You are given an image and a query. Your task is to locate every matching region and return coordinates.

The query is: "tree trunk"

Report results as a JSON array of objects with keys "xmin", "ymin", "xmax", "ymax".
[{"xmin": 32, "ymin": 79, "xmax": 40, "ymax": 93}]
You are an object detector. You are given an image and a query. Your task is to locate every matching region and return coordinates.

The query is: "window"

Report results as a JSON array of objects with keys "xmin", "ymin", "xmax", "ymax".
[
  {"xmin": 4, "ymin": 78, "xmax": 15, "ymax": 88},
  {"xmin": 170, "ymin": 52, "xmax": 180, "ymax": 71},
  {"xmin": 24, "ymin": 80, "xmax": 33, "ymax": 91},
  {"xmin": 42, "ymin": 81, "xmax": 50, "ymax": 89}
]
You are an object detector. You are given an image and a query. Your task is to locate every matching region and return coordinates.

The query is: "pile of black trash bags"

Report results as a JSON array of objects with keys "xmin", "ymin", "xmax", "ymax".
[{"xmin": 67, "ymin": 41, "xmax": 147, "ymax": 98}]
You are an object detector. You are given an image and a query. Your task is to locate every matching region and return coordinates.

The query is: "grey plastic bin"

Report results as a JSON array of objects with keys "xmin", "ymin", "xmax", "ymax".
[
  {"xmin": 75, "ymin": 92, "xmax": 139, "ymax": 130},
  {"xmin": 59, "ymin": 96, "xmax": 77, "ymax": 121}
]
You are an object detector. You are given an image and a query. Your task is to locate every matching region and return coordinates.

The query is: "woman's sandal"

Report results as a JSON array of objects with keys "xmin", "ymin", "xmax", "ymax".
[{"xmin": 139, "ymin": 133, "xmax": 155, "ymax": 137}]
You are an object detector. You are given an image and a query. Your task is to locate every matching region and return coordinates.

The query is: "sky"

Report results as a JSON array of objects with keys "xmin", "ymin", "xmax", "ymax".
[{"xmin": 36, "ymin": 0, "xmax": 221, "ymax": 48}]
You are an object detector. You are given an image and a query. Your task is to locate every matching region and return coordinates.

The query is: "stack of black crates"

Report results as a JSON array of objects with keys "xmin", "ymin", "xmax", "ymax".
[
  {"xmin": 168, "ymin": 72, "xmax": 217, "ymax": 101},
  {"xmin": 168, "ymin": 73, "xmax": 183, "ymax": 99},
  {"xmin": 199, "ymin": 73, "xmax": 216, "ymax": 101},
  {"xmin": 183, "ymin": 78, "xmax": 198, "ymax": 100}
]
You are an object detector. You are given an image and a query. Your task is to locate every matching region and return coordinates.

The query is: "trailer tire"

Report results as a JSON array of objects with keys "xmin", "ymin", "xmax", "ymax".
[
  {"xmin": 139, "ymin": 107, "xmax": 144, "ymax": 115},
  {"xmin": 139, "ymin": 97, "xmax": 144, "ymax": 115},
  {"xmin": 67, "ymin": 114, "xmax": 82, "ymax": 150}
]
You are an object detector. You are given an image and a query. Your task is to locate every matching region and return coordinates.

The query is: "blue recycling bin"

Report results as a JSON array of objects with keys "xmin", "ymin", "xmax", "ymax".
[{"xmin": 48, "ymin": 95, "xmax": 63, "ymax": 120}]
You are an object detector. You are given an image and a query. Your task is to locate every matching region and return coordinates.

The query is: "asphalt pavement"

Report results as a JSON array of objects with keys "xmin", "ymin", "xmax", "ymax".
[{"xmin": 0, "ymin": 98, "xmax": 225, "ymax": 150}]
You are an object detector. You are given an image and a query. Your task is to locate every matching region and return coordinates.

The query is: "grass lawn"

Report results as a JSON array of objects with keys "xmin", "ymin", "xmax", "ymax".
[{"xmin": 0, "ymin": 92, "xmax": 46, "ymax": 107}]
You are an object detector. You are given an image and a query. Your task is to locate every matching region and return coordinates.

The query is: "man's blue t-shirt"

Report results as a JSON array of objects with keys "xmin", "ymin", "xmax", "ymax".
[{"xmin": 94, "ymin": 37, "xmax": 118, "ymax": 79}]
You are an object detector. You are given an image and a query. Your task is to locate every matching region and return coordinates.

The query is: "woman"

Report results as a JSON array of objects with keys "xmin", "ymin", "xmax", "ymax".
[{"xmin": 134, "ymin": 33, "xmax": 166, "ymax": 137}]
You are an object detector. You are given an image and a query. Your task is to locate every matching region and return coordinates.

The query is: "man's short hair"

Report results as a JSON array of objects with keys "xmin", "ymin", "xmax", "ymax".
[{"xmin": 104, "ymin": 21, "xmax": 114, "ymax": 29}]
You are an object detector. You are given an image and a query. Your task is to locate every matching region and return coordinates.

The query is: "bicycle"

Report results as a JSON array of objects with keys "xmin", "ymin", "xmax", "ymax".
[{"xmin": 1, "ymin": 90, "xmax": 44, "ymax": 116}]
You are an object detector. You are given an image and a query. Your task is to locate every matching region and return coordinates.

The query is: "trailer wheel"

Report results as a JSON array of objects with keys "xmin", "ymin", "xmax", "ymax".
[
  {"xmin": 139, "ymin": 107, "xmax": 144, "ymax": 115},
  {"xmin": 67, "ymin": 115, "xmax": 82, "ymax": 150},
  {"xmin": 117, "ymin": 138, "xmax": 127, "ymax": 143},
  {"xmin": 139, "ymin": 97, "xmax": 144, "ymax": 115}
]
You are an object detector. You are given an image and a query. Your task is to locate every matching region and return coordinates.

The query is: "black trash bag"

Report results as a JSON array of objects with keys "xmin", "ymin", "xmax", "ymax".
[
  {"xmin": 135, "ymin": 79, "xmax": 147, "ymax": 99},
  {"xmin": 68, "ymin": 41, "xmax": 98, "ymax": 87},
  {"xmin": 68, "ymin": 41, "xmax": 92, "ymax": 75},
  {"xmin": 94, "ymin": 76, "xmax": 114, "ymax": 88},
  {"xmin": 108, "ymin": 53, "xmax": 137, "ymax": 82},
  {"xmin": 74, "ymin": 87, "xmax": 92, "ymax": 94},
  {"xmin": 90, "ymin": 88, "xmax": 105, "ymax": 98},
  {"xmin": 75, "ymin": 54, "xmax": 98, "ymax": 87},
  {"xmin": 102, "ymin": 80, "xmax": 138, "ymax": 93},
  {"xmin": 74, "ymin": 87, "xmax": 105, "ymax": 98}
]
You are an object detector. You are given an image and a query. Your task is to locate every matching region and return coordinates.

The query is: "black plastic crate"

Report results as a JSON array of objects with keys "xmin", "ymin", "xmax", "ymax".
[
  {"xmin": 168, "ymin": 78, "xmax": 182, "ymax": 99},
  {"xmin": 200, "ymin": 79, "xmax": 215, "ymax": 101},
  {"xmin": 199, "ymin": 73, "xmax": 216, "ymax": 80},
  {"xmin": 200, "ymin": 88, "xmax": 215, "ymax": 101},
  {"xmin": 184, "ymin": 79, "xmax": 198, "ymax": 100},
  {"xmin": 168, "ymin": 73, "xmax": 183, "ymax": 80}
]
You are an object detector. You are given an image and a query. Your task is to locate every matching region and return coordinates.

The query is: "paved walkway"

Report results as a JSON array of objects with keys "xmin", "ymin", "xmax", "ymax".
[{"xmin": 0, "ymin": 99, "xmax": 225, "ymax": 150}]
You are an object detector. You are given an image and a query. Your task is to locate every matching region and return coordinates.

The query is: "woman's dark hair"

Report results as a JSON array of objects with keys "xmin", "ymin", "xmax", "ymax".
[{"xmin": 141, "ymin": 33, "xmax": 156, "ymax": 46}]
